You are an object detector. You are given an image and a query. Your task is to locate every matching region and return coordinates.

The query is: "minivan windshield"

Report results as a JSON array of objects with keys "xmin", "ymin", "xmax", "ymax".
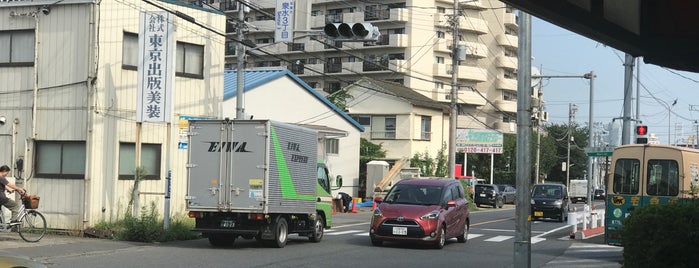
[
  {"xmin": 532, "ymin": 185, "xmax": 563, "ymax": 199},
  {"xmin": 384, "ymin": 184, "xmax": 443, "ymax": 205}
]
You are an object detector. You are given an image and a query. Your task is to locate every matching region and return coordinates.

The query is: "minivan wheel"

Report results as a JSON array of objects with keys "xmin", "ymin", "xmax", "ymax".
[
  {"xmin": 457, "ymin": 219, "xmax": 469, "ymax": 243},
  {"xmin": 434, "ymin": 226, "xmax": 446, "ymax": 249}
]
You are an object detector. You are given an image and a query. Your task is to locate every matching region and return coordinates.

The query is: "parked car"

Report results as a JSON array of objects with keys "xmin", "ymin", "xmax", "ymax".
[
  {"xmin": 496, "ymin": 184, "xmax": 516, "ymax": 204},
  {"xmin": 370, "ymin": 178, "xmax": 470, "ymax": 249},
  {"xmin": 474, "ymin": 184, "xmax": 504, "ymax": 208},
  {"xmin": 531, "ymin": 183, "xmax": 570, "ymax": 222},
  {"xmin": 594, "ymin": 189, "xmax": 606, "ymax": 200}
]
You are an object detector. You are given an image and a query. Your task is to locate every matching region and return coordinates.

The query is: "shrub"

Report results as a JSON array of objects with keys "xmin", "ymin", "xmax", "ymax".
[{"xmin": 622, "ymin": 201, "xmax": 699, "ymax": 267}]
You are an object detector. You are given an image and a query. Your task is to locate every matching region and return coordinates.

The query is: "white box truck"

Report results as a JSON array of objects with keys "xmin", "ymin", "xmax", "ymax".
[
  {"xmin": 185, "ymin": 119, "xmax": 340, "ymax": 248},
  {"xmin": 569, "ymin": 179, "xmax": 588, "ymax": 204}
]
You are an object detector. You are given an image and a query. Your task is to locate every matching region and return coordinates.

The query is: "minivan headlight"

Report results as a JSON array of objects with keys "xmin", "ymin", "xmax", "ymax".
[
  {"xmin": 530, "ymin": 199, "xmax": 535, "ymax": 205},
  {"xmin": 373, "ymin": 208, "xmax": 383, "ymax": 218},
  {"xmin": 420, "ymin": 210, "xmax": 440, "ymax": 220},
  {"xmin": 553, "ymin": 200, "xmax": 563, "ymax": 207}
]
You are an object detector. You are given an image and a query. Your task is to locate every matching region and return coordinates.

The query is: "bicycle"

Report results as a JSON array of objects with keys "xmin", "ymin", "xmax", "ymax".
[{"xmin": 0, "ymin": 192, "xmax": 47, "ymax": 242}]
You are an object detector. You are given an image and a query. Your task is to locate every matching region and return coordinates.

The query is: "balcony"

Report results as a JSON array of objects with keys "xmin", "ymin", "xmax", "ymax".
[
  {"xmin": 433, "ymin": 64, "xmax": 488, "ymax": 82},
  {"xmin": 495, "ymin": 99, "xmax": 517, "ymax": 113},
  {"xmin": 459, "ymin": 17, "xmax": 488, "ymax": 34},
  {"xmin": 494, "ymin": 121, "xmax": 517, "ymax": 133},
  {"xmin": 496, "ymin": 34, "xmax": 519, "ymax": 49},
  {"xmin": 248, "ymin": 19, "xmax": 275, "ymax": 33},
  {"xmin": 460, "ymin": 0, "xmax": 486, "ymax": 10},
  {"xmin": 343, "ymin": 11, "xmax": 364, "ymax": 22},
  {"xmin": 370, "ymin": 34, "xmax": 409, "ymax": 47},
  {"xmin": 504, "ymin": 12, "xmax": 518, "ymax": 29},
  {"xmin": 365, "ymin": 8, "xmax": 408, "ymax": 22},
  {"xmin": 298, "ymin": 63, "xmax": 324, "ymax": 77},
  {"xmin": 495, "ymin": 77, "xmax": 517, "ymax": 91},
  {"xmin": 389, "ymin": 59, "xmax": 408, "ymax": 73},
  {"xmin": 311, "ymin": 15, "xmax": 325, "ymax": 28},
  {"xmin": 435, "ymin": 89, "xmax": 486, "ymax": 106},
  {"xmin": 462, "ymin": 41, "xmax": 488, "ymax": 58},
  {"xmin": 495, "ymin": 55, "xmax": 518, "ymax": 70},
  {"xmin": 434, "ymin": 39, "xmax": 450, "ymax": 53}
]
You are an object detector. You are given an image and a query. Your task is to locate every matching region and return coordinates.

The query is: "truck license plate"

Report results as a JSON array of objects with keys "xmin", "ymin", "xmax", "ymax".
[
  {"xmin": 392, "ymin": 227, "xmax": 407, "ymax": 236},
  {"xmin": 534, "ymin": 211, "xmax": 543, "ymax": 217},
  {"xmin": 220, "ymin": 220, "xmax": 236, "ymax": 228}
]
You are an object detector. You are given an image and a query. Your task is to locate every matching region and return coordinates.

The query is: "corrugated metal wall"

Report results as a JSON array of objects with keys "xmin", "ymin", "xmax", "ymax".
[{"xmin": 0, "ymin": 0, "xmax": 225, "ymax": 229}]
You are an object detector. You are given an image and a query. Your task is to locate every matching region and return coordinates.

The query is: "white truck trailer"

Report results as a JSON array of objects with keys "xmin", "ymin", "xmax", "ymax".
[
  {"xmin": 185, "ymin": 119, "xmax": 340, "ymax": 248},
  {"xmin": 569, "ymin": 179, "xmax": 589, "ymax": 204}
]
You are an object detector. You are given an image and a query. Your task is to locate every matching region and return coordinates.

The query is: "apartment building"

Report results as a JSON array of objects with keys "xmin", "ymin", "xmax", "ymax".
[{"xmin": 214, "ymin": 0, "xmax": 529, "ymax": 134}]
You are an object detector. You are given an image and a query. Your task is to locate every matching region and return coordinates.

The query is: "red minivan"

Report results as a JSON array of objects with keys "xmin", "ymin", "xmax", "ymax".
[{"xmin": 369, "ymin": 178, "xmax": 470, "ymax": 249}]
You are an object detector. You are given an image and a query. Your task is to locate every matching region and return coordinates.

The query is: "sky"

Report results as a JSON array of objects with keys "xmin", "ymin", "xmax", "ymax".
[{"xmin": 530, "ymin": 17, "xmax": 699, "ymax": 146}]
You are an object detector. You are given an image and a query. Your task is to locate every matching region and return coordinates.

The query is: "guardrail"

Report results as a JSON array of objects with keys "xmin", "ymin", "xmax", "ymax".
[{"xmin": 567, "ymin": 206, "xmax": 605, "ymax": 237}]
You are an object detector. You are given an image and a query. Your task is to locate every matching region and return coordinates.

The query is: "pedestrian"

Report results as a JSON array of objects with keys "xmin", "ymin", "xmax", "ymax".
[
  {"xmin": 338, "ymin": 192, "xmax": 352, "ymax": 213},
  {"xmin": 0, "ymin": 165, "xmax": 26, "ymax": 222}
]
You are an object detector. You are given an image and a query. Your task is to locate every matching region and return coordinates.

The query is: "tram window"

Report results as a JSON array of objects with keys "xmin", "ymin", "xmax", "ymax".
[
  {"xmin": 613, "ymin": 159, "xmax": 640, "ymax": 194},
  {"xmin": 647, "ymin": 160, "xmax": 679, "ymax": 196}
]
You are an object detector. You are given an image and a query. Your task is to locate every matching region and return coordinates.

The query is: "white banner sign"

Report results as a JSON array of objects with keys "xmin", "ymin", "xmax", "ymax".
[
  {"xmin": 137, "ymin": 11, "xmax": 174, "ymax": 123},
  {"xmin": 456, "ymin": 129, "xmax": 503, "ymax": 154},
  {"xmin": 275, "ymin": 0, "xmax": 295, "ymax": 42}
]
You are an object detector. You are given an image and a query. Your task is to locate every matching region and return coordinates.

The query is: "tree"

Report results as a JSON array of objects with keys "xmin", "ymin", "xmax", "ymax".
[
  {"xmin": 543, "ymin": 123, "xmax": 589, "ymax": 185},
  {"xmin": 326, "ymin": 89, "xmax": 353, "ymax": 111}
]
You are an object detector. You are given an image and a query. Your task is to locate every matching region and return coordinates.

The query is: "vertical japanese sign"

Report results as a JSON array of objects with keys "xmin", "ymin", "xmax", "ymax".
[
  {"xmin": 275, "ymin": 0, "xmax": 294, "ymax": 42},
  {"xmin": 137, "ymin": 11, "xmax": 174, "ymax": 123}
]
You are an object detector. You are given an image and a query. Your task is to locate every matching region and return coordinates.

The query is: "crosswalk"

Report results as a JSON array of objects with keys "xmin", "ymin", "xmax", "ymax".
[{"xmin": 324, "ymin": 229, "xmax": 548, "ymax": 244}]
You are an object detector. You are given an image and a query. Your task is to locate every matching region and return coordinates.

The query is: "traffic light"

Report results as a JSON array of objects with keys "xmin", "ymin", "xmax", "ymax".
[
  {"xmin": 323, "ymin": 23, "xmax": 380, "ymax": 42},
  {"xmin": 636, "ymin": 125, "xmax": 648, "ymax": 144}
]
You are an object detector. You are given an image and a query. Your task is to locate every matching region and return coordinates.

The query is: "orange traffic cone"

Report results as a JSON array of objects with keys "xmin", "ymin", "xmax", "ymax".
[{"xmin": 351, "ymin": 198, "xmax": 358, "ymax": 213}]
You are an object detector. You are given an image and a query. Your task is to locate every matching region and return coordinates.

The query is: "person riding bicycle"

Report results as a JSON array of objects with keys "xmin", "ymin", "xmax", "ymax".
[{"xmin": 0, "ymin": 165, "xmax": 26, "ymax": 223}]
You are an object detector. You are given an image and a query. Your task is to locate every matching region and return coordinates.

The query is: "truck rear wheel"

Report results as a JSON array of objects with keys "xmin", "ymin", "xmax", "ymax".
[
  {"xmin": 208, "ymin": 234, "xmax": 235, "ymax": 247},
  {"xmin": 309, "ymin": 215, "xmax": 324, "ymax": 243},
  {"xmin": 273, "ymin": 217, "xmax": 288, "ymax": 248}
]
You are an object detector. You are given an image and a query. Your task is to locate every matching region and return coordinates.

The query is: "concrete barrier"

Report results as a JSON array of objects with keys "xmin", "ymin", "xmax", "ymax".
[{"xmin": 568, "ymin": 206, "xmax": 605, "ymax": 239}]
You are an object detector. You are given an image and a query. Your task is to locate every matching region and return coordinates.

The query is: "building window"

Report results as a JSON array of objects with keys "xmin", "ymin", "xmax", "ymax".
[
  {"xmin": 256, "ymin": 38, "xmax": 272, "ymax": 44},
  {"xmin": 35, "ymin": 141, "xmax": 86, "ymax": 179},
  {"xmin": 371, "ymin": 116, "xmax": 396, "ymax": 139},
  {"xmin": 326, "ymin": 139, "xmax": 339, "ymax": 155},
  {"xmin": 436, "ymin": 56, "xmax": 445, "ymax": 64},
  {"xmin": 288, "ymin": 43, "xmax": 305, "ymax": 51},
  {"xmin": 503, "ymin": 91, "xmax": 517, "ymax": 101},
  {"xmin": 351, "ymin": 115, "xmax": 371, "ymax": 126},
  {"xmin": 435, "ymin": 81, "xmax": 444, "ymax": 89},
  {"xmin": 437, "ymin": 7, "xmax": 446, "ymax": 13},
  {"xmin": 324, "ymin": 81, "xmax": 341, "ymax": 94},
  {"xmin": 176, "ymin": 41, "xmax": 204, "ymax": 79},
  {"xmin": 436, "ymin": 31, "xmax": 445, "ymax": 39},
  {"xmin": 122, "ymin": 32, "xmax": 138, "ymax": 70},
  {"xmin": 119, "ymin": 143, "xmax": 162, "ymax": 180},
  {"xmin": 0, "ymin": 30, "xmax": 35, "ymax": 67},
  {"xmin": 421, "ymin": 116, "xmax": 432, "ymax": 140}
]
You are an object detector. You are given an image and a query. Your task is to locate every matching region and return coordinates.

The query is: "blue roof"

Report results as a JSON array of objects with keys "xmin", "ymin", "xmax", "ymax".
[{"xmin": 223, "ymin": 69, "xmax": 364, "ymax": 132}]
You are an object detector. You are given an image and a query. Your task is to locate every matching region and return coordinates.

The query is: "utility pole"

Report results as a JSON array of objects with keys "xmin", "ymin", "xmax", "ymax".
[
  {"xmin": 585, "ymin": 71, "xmax": 595, "ymax": 209},
  {"xmin": 514, "ymin": 10, "xmax": 532, "ymax": 268},
  {"xmin": 621, "ymin": 54, "xmax": 635, "ymax": 145},
  {"xmin": 535, "ymin": 81, "xmax": 542, "ymax": 184},
  {"xmin": 235, "ymin": 1, "xmax": 246, "ymax": 120},
  {"xmin": 447, "ymin": 0, "xmax": 459, "ymax": 178},
  {"xmin": 566, "ymin": 103, "xmax": 577, "ymax": 187}
]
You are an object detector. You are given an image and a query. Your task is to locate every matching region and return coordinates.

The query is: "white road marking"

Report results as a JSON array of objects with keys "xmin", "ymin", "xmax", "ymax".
[
  {"xmin": 467, "ymin": 234, "xmax": 484, "ymax": 239},
  {"xmin": 325, "ymin": 230, "xmax": 363, "ymax": 236},
  {"xmin": 484, "ymin": 235, "xmax": 513, "ymax": 242}
]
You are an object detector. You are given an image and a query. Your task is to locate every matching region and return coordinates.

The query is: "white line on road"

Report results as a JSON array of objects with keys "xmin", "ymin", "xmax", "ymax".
[
  {"xmin": 467, "ymin": 234, "xmax": 484, "ymax": 239},
  {"xmin": 484, "ymin": 235, "xmax": 513, "ymax": 242},
  {"xmin": 534, "ymin": 224, "xmax": 573, "ymax": 238},
  {"xmin": 333, "ymin": 222, "xmax": 368, "ymax": 229},
  {"xmin": 325, "ymin": 230, "xmax": 364, "ymax": 236}
]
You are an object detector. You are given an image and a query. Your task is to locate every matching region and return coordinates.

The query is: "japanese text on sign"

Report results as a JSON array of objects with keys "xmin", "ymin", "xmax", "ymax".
[
  {"xmin": 456, "ymin": 129, "xmax": 503, "ymax": 154},
  {"xmin": 275, "ymin": 0, "xmax": 295, "ymax": 42},
  {"xmin": 137, "ymin": 11, "xmax": 173, "ymax": 123}
]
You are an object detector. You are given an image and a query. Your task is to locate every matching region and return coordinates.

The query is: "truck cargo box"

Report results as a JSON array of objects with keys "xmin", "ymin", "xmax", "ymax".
[{"xmin": 186, "ymin": 119, "xmax": 318, "ymax": 215}]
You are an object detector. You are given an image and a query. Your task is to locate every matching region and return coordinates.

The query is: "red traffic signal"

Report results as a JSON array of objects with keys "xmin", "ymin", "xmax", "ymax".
[{"xmin": 636, "ymin": 125, "xmax": 648, "ymax": 136}]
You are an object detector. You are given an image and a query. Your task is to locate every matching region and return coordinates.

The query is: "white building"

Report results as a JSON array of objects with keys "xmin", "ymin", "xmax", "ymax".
[
  {"xmin": 222, "ymin": 69, "xmax": 363, "ymax": 197},
  {"xmin": 217, "ymin": 0, "xmax": 529, "ymax": 134},
  {"xmin": 0, "ymin": 0, "xmax": 226, "ymax": 229}
]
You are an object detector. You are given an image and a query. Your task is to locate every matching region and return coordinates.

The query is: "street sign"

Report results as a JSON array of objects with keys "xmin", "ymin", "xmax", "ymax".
[{"xmin": 585, "ymin": 147, "xmax": 614, "ymax": 157}]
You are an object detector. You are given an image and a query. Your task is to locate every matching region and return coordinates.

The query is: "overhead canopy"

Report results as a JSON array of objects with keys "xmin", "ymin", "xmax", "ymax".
[{"xmin": 501, "ymin": 0, "xmax": 699, "ymax": 73}]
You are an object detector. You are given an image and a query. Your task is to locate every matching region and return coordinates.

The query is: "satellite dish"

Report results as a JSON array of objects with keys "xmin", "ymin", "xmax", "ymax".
[{"xmin": 531, "ymin": 66, "xmax": 542, "ymax": 87}]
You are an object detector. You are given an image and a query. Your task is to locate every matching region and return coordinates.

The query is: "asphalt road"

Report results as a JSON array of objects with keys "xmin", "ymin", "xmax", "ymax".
[{"xmin": 0, "ymin": 202, "xmax": 621, "ymax": 268}]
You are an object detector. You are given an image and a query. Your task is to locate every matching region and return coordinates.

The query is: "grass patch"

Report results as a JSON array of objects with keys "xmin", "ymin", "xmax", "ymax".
[{"xmin": 87, "ymin": 202, "xmax": 199, "ymax": 242}]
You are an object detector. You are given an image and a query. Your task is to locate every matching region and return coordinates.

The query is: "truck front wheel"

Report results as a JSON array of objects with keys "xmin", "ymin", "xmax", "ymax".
[
  {"xmin": 309, "ymin": 215, "xmax": 324, "ymax": 243},
  {"xmin": 273, "ymin": 217, "xmax": 288, "ymax": 248}
]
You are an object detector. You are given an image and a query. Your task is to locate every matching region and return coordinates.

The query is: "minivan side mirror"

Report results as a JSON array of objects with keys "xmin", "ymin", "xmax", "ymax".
[
  {"xmin": 335, "ymin": 175, "xmax": 343, "ymax": 188},
  {"xmin": 374, "ymin": 196, "xmax": 383, "ymax": 204}
]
